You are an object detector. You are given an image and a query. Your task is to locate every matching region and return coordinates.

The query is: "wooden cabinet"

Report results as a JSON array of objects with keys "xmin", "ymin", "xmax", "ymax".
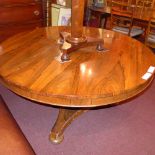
[{"xmin": 0, "ymin": 0, "xmax": 45, "ymax": 42}]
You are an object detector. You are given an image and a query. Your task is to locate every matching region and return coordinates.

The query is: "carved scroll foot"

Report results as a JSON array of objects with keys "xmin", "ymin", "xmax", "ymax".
[
  {"xmin": 61, "ymin": 52, "xmax": 70, "ymax": 62},
  {"xmin": 49, "ymin": 131, "xmax": 64, "ymax": 144},
  {"xmin": 49, "ymin": 108, "xmax": 87, "ymax": 144},
  {"xmin": 96, "ymin": 42, "xmax": 109, "ymax": 52}
]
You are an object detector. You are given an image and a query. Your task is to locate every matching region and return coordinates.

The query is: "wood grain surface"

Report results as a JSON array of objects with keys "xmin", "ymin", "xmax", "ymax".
[{"xmin": 0, "ymin": 26, "xmax": 155, "ymax": 107}]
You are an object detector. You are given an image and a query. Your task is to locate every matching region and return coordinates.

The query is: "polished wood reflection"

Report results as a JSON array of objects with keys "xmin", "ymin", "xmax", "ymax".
[
  {"xmin": 0, "ymin": 27, "xmax": 155, "ymax": 144},
  {"xmin": 0, "ymin": 26, "xmax": 154, "ymax": 108}
]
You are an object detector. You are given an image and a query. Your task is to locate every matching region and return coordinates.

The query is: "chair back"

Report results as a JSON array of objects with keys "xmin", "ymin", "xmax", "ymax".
[
  {"xmin": 145, "ymin": 15, "xmax": 155, "ymax": 48},
  {"xmin": 136, "ymin": 0, "xmax": 155, "ymax": 8},
  {"xmin": 110, "ymin": 0, "xmax": 134, "ymax": 36}
]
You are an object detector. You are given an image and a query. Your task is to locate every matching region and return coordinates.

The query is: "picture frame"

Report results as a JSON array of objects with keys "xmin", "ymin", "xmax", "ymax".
[
  {"xmin": 57, "ymin": 0, "xmax": 66, "ymax": 6},
  {"xmin": 58, "ymin": 8, "xmax": 71, "ymax": 26}
]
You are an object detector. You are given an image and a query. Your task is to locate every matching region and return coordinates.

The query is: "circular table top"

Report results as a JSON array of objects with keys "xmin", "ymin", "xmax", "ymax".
[{"xmin": 0, "ymin": 27, "xmax": 155, "ymax": 108}]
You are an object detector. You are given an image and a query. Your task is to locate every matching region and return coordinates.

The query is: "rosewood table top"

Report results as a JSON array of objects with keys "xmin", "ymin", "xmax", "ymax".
[{"xmin": 0, "ymin": 26, "xmax": 155, "ymax": 108}]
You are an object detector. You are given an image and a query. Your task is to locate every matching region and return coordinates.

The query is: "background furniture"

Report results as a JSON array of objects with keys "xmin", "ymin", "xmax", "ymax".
[
  {"xmin": 111, "ymin": 1, "xmax": 144, "ymax": 37},
  {"xmin": 0, "ymin": 0, "xmax": 56, "ymax": 42},
  {"xmin": 86, "ymin": 5, "xmax": 111, "ymax": 28},
  {"xmin": 145, "ymin": 16, "xmax": 155, "ymax": 48},
  {"xmin": 87, "ymin": 0, "xmax": 155, "ymax": 30},
  {"xmin": 0, "ymin": 95, "xmax": 35, "ymax": 155},
  {"xmin": 0, "ymin": 0, "xmax": 44, "ymax": 42},
  {"xmin": 134, "ymin": 0, "xmax": 155, "ymax": 33},
  {"xmin": 136, "ymin": 0, "xmax": 155, "ymax": 7},
  {"xmin": 0, "ymin": 0, "xmax": 72, "ymax": 42}
]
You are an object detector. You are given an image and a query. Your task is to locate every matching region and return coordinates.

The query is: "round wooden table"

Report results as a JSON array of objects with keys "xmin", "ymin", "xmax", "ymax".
[{"xmin": 0, "ymin": 27, "xmax": 155, "ymax": 144}]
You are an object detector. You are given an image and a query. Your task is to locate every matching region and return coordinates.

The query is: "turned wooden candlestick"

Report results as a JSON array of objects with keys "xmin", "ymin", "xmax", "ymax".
[
  {"xmin": 60, "ymin": 0, "xmax": 106, "ymax": 62},
  {"xmin": 66, "ymin": 0, "xmax": 86, "ymax": 43}
]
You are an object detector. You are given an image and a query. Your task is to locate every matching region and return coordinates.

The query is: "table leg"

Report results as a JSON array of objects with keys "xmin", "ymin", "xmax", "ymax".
[
  {"xmin": 100, "ymin": 14, "xmax": 110, "ymax": 29},
  {"xmin": 49, "ymin": 108, "xmax": 87, "ymax": 144},
  {"xmin": 86, "ymin": 8, "xmax": 92, "ymax": 26}
]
